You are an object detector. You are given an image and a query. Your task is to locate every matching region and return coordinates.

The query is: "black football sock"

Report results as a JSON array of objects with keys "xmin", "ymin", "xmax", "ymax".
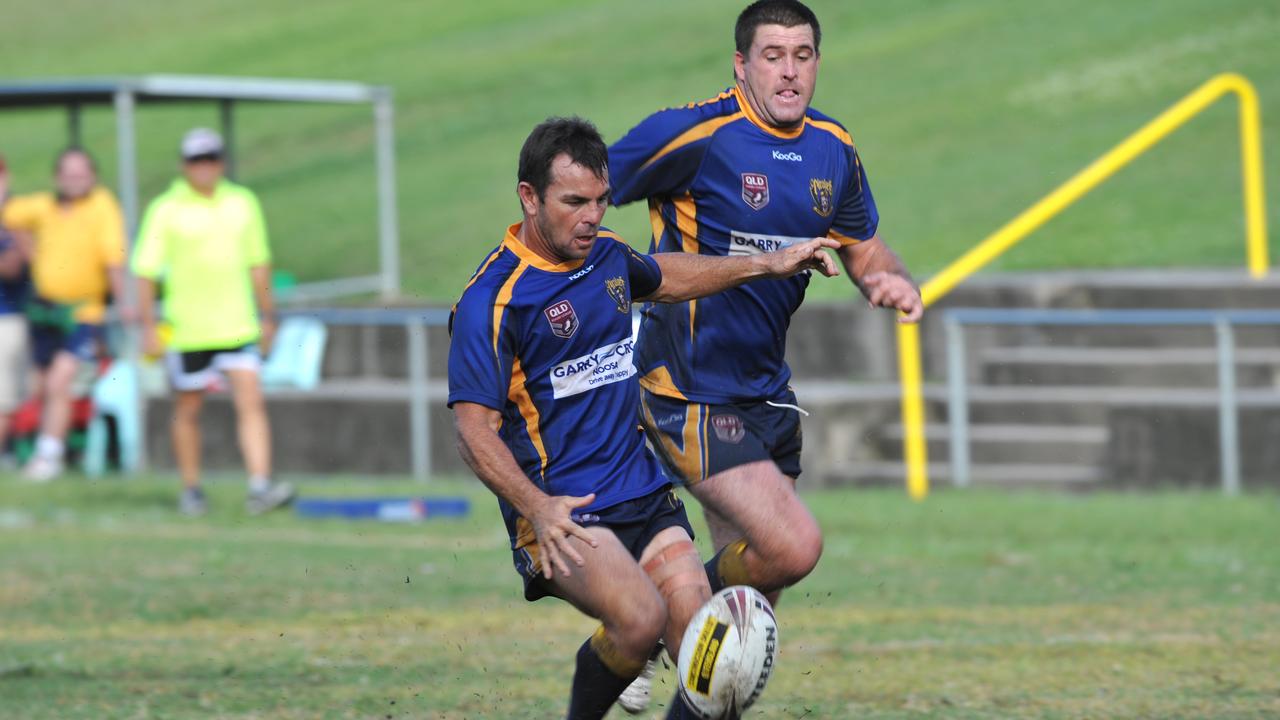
[{"xmin": 567, "ymin": 627, "xmax": 644, "ymax": 720}]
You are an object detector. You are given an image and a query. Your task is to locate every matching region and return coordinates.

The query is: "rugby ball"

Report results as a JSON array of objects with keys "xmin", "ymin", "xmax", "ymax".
[{"xmin": 677, "ymin": 585, "xmax": 779, "ymax": 719}]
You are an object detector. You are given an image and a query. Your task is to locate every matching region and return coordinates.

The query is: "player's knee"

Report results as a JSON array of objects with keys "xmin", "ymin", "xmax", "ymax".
[
  {"xmin": 612, "ymin": 590, "xmax": 666, "ymax": 657},
  {"xmin": 772, "ymin": 522, "xmax": 823, "ymax": 587}
]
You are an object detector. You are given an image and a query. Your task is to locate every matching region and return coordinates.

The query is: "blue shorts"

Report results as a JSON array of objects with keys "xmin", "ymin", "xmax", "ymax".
[
  {"xmin": 639, "ymin": 388, "xmax": 804, "ymax": 485},
  {"xmin": 513, "ymin": 485, "xmax": 694, "ymax": 602},
  {"xmin": 31, "ymin": 322, "xmax": 101, "ymax": 368}
]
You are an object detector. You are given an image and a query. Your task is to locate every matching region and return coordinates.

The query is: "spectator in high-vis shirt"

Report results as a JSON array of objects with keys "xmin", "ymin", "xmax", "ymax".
[{"xmin": 132, "ymin": 128, "xmax": 294, "ymax": 517}]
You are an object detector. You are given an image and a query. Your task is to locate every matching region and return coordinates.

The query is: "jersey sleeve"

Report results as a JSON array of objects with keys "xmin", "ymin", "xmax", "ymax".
[
  {"xmin": 242, "ymin": 192, "xmax": 271, "ymax": 266},
  {"xmin": 1, "ymin": 195, "xmax": 43, "ymax": 232},
  {"xmin": 621, "ymin": 243, "xmax": 662, "ymax": 299},
  {"xmin": 447, "ymin": 286, "xmax": 518, "ymax": 411},
  {"xmin": 828, "ymin": 149, "xmax": 881, "ymax": 245},
  {"xmin": 609, "ymin": 106, "xmax": 717, "ymax": 206},
  {"xmin": 131, "ymin": 200, "xmax": 168, "ymax": 279}
]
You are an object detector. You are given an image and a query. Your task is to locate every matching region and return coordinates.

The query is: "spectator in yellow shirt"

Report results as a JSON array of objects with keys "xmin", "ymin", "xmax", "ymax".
[{"xmin": 1, "ymin": 148, "xmax": 128, "ymax": 481}]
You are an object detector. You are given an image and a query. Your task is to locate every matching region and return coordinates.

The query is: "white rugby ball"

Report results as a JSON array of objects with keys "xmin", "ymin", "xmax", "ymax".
[{"xmin": 677, "ymin": 585, "xmax": 779, "ymax": 719}]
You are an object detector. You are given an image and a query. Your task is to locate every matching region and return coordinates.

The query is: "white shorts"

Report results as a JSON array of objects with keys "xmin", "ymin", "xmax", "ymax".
[
  {"xmin": 0, "ymin": 314, "xmax": 29, "ymax": 411},
  {"xmin": 165, "ymin": 344, "xmax": 261, "ymax": 392}
]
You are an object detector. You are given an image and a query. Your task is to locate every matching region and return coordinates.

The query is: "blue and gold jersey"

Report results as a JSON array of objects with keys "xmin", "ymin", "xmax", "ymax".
[
  {"xmin": 448, "ymin": 223, "xmax": 669, "ymax": 549},
  {"xmin": 610, "ymin": 87, "xmax": 880, "ymax": 403}
]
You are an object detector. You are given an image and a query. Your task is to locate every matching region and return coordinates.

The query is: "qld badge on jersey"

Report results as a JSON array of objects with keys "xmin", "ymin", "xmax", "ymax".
[
  {"xmin": 741, "ymin": 173, "xmax": 769, "ymax": 210},
  {"xmin": 810, "ymin": 178, "xmax": 834, "ymax": 217},
  {"xmin": 543, "ymin": 299, "xmax": 579, "ymax": 339},
  {"xmin": 604, "ymin": 276, "xmax": 629, "ymax": 313}
]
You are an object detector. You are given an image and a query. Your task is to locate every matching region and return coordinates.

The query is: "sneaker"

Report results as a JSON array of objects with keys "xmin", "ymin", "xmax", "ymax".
[
  {"xmin": 179, "ymin": 487, "xmax": 209, "ymax": 517},
  {"xmin": 245, "ymin": 481, "xmax": 296, "ymax": 516},
  {"xmin": 21, "ymin": 455, "xmax": 63, "ymax": 483},
  {"xmin": 618, "ymin": 643, "xmax": 663, "ymax": 714}
]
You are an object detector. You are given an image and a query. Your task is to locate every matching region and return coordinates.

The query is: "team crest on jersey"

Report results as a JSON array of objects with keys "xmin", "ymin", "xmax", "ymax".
[
  {"xmin": 543, "ymin": 299, "xmax": 579, "ymax": 339},
  {"xmin": 711, "ymin": 414, "xmax": 745, "ymax": 444},
  {"xmin": 604, "ymin": 276, "xmax": 629, "ymax": 313},
  {"xmin": 810, "ymin": 178, "xmax": 834, "ymax": 217},
  {"xmin": 741, "ymin": 172, "xmax": 769, "ymax": 210}
]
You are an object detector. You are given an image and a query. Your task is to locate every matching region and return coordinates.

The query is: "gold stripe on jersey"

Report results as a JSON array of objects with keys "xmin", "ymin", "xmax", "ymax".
[
  {"xmin": 639, "ymin": 366, "xmax": 689, "ymax": 401},
  {"xmin": 828, "ymin": 228, "xmax": 864, "ymax": 246},
  {"xmin": 491, "ymin": 262, "xmax": 527, "ymax": 357},
  {"xmin": 673, "ymin": 195, "xmax": 700, "ymax": 345},
  {"xmin": 640, "ymin": 113, "xmax": 744, "ymax": 171},
  {"xmin": 508, "ymin": 355, "xmax": 549, "ymax": 481},
  {"xmin": 804, "ymin": 118, "xmax": 855, "ymax": 146}
]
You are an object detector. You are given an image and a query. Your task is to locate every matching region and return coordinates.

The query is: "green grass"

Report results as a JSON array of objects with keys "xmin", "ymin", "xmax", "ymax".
[
  {"xmin": 0, "ymin": 474, "xmax": 1277, "ymax": 718},
  {"xmin": 0, "ymin": 1, "xmax": 1277, "ymax": 302}
]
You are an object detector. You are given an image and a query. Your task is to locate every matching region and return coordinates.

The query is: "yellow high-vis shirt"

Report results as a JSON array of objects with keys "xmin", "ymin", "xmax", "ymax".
[
  {"xmin": 1, "ymin": 187, "xmax": 126, "ymax": 323},
  {"xmin": 131, "ymin": 179, "xmax": 271, "ymax": 351}
]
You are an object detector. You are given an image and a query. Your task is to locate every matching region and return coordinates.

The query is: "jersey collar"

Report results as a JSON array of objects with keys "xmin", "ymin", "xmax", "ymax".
[
  {"xmin": 731, "ymin": 85, "xmax": 805, "ymax": 140},
  {"xmin": 501, "ymin": 222, "xmax": 588, "ymax": 273}
]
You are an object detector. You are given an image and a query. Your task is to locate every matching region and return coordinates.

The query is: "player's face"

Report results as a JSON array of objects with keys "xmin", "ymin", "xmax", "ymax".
[
  {"xmin": 521, "ymin": 154, "xmax": 610, "ymax": 263},
  {"xmin": 55, "ymin": 153, "xmax": 96, "ymax": 200},
  {"xmin": 182, "ymin": 156, "xmax": 225, "ymax": 194},
  {"xmin": 734, "ymin": 23, "xmax": 820, "ymax": 130}
]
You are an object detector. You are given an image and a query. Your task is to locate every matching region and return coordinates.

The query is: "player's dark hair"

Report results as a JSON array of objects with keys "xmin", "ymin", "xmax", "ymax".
[
  {"xmin": 735, "ymin": 0, "xmax": 821, "ymax": 55},
  {"xmin": 518, "ymin": 116, "xmax": 608, "ymax": 201},
  {"xmin": 54, "ymin": 146, "xmax": 98, "ymax": 175}
]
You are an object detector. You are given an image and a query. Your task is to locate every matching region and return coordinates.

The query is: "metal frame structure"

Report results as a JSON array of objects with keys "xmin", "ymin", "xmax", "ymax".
[
  {"xmin": 0, "ymin": 74, "xmax": 401, "ymax": 300},
  {"xmin": 941, "ymin": 307, "xmax": 1280, "ymax": 496},
  {"xmin": 896, "ymin": 73, "xmax": 1269, "ymax": 499}
]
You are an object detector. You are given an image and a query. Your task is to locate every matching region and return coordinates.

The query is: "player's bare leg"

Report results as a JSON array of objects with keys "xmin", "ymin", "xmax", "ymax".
[
  {"xmin": 639, "ymin": 525, "xmax": 711, "ymax": 658},
  {"xmin": 689, "ymin": 460, "xmax": 823, "ymax": 599},
  {"xmin": 172, "ymin": 389, "xmax": 205, "ymax": 489},
  {"xmin": 547, "ymin": 526, "xmax": 667, "ymax": 720}
]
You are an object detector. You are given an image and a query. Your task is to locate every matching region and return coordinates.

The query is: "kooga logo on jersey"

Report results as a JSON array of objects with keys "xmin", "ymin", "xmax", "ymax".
[
  {"xmin": 772, "ymin": 150, "xmax": 802, "ymax": 162},
  {"xmin": 549, "ymin": 338, "xmax": 636, "ymax": 399}
]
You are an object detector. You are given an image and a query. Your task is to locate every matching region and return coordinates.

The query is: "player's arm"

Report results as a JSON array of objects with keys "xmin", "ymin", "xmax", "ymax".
[
  {"xmin": 609, "ymin": 106, "xmax": 713, "ymax": 206},
  {"xmin": 828, "ymin": 146, "xmax": 923, "ymax": 323},
  {"xmin": 639, "ymin": 238, "xmax": 840, "ymax": 303},
  {"xmin": 838, "ymin": 236, "xmax": 922, "ymax": 323},
  {"xmin": 453, "ymin": 402, "xmax": 599, "ymax": 579},
  {"xmin": 250, "ymin": 265, "xmax": 276, "ymax": 354}
]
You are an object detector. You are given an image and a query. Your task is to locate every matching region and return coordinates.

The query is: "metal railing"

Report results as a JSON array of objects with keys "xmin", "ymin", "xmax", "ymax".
[
  {"xmin": 281, "ymin": 307, "xmax": 451, "ymax": 481},
  {"xmin": 943, "ymin": 307, "xmax": 1280, "ymax": 495}
]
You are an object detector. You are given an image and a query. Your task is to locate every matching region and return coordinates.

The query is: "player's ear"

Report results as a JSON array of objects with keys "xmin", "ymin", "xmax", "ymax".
[
  {"xmin": 733, "ymin": 51, "xmax": 747, "ymax": 83},
  {"xmin": 516, "ymin": 181, "xmax": 540, "ymax": 217}
]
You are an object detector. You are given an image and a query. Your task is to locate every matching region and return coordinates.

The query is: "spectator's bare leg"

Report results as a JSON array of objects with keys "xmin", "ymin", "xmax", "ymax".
[
  {"xmin": 38, "ymin": 352, "xmax": 78, "ymax": 445},
  {"xmin": 172, "ymin": 390, "xmax": 204, "ymax": 489},
  {"xmin": 225, "ymin": 369, "xmax": 271, "ymax": 482}
]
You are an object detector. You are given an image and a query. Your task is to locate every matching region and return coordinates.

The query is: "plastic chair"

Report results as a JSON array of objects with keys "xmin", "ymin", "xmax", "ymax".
[
  {"xmin": 261, "ymin": 316, "xmax": 327, "ymax": 391},
  {"xmin": 83, "ymin": 360, "xmax": 142, "ymax": 476}
]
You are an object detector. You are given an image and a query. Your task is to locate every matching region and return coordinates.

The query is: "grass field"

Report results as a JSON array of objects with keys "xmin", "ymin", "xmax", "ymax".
[
  {"xmin": 0, "ymin": 1, "xmax": 1277, "ymax": 301},
  {"xmin": 1, "ymin": 474, "xmax": 1277, "ymax": 718}
]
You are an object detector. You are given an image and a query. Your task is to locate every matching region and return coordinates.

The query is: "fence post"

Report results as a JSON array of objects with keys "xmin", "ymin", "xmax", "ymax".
[
  {"xmin": 407, "ymin": 319, "xmax": 430, "ymax": 482},
  {"xmin": 1214, "ymin": 316, "xmax": 1240, "ymax": 495},
  {"xmin": 945, "ymin": 315, "xmax": 971, "ymax": 487}
]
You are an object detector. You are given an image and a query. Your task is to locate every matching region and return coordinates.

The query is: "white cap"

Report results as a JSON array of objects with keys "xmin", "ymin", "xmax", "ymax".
[{"xmin": 180, "ymin": 128, "xmax": 225, "ymax": 160}]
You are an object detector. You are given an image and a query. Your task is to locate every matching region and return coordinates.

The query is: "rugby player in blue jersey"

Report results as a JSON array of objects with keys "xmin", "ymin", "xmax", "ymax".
[
  {"xmin": 608, "ymin": 1, "xmax": 924, "ymax": 709},
  {"xmin": 448, "ymin": 117, "xmax": 839, "ymax": 720}
]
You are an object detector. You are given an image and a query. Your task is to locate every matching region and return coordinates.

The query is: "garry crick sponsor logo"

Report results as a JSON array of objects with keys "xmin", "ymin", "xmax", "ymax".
[
  {"xmin": 549, "ymin": 338, "xmax": 636, "ymax": 399},
  {"xmin": 771, "ymin": 150, "xmax": 802, "ymax": 162},
  {"xmin": 728, "ymin": 231, "xmax": 810, "ymax": 257}
]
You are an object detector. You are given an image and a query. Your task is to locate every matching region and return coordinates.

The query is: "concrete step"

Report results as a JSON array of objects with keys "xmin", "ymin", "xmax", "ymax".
[
  {"xmin": 876, "ymin": 423, "xmax": 1108, "ymax": 465},
  {"xmin": 977, "ymin": 346, "xmax": 1280, "ymax": 388}
]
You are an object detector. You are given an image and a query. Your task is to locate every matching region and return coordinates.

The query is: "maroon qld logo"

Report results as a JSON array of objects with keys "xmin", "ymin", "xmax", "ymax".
[
  {"xmin": 741, "ymin": 172, "xmax": 769, "ymax": 210},
  {"xmin": 711, "ymin": 414, "xmax": 745, "ymax": 444},
  {"xmin": 543, "ymin": 299, "xmax": 579, "ymax": 339}
]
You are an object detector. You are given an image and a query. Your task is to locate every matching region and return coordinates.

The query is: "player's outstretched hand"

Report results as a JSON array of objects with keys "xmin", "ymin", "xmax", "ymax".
[
  {"xmin": 530, "ymin": 492, "xmax": 600, "ymax": 579},
  {"xmin": 764, "ymin": 237, "xmax": 841, "ymax": 278},
  {"xmin": 862, "ymin": 271, "xmax": 923, "ymax": 323}
]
